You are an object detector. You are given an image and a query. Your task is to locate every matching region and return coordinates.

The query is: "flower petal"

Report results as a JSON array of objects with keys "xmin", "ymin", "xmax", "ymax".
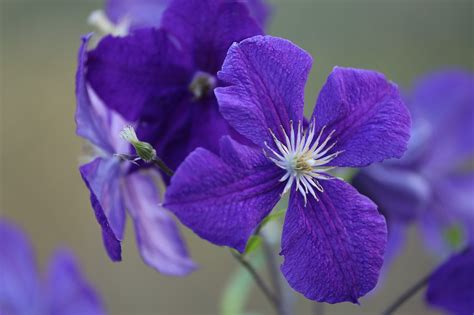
[
  {"xmin": 245, "ymin": 0, "xmax": 272, "ymax": 28},
  {"xmin": 352, "ymin": 164, "xmax": 430, "ymax": 222},
  {"xmin": 216, "ymin": 35, "xmax": 312, "ymax": 147},
  {"xmin": 165, "ymin": 137, "xmax": 284, "ymax": 252},
  {"xmin": 122, "ymin": 170, "xmax": 196, "ymax": 276},
  {"xmin": 426, "ymin": 246, "xmax": 474, "ymax": 315},
  {"xmin": 412, "ymin": 70, "xmax": 474, "ymax": 171},
  {"xmin": 419, "ymin": 172, "xmax": 474, "ymax": 256},
  {"xmin": 161, "ymin": 0, "xmax": 262, "ymax": 74},
  {"xmin": 105, "ymin": 0, "xmax": 168, "ymax": 30},
  {"xmin": 75, "ymin": 34, "xmax": 122, "ymax": 153},
  {"xmin": 311, "ymin": 67, "xmax": 411, "ymax": 167},
  {"xmin": 79, "ymin": 157, "xmax": 125, "ymax": 261},
  {"xmin": 86, "ymin": 28, "xmax": 191, "ymax": 121},
  {"xmin": 0, "ymin": 220, "xmax": 42, "ymax": 314},
  {"xmin": 46, "ymin": 249, "xmax": 105, "ymax": 315},
  {"xmin": 281, "ymin": 179, "xmax": 387, "ymax": 303}
]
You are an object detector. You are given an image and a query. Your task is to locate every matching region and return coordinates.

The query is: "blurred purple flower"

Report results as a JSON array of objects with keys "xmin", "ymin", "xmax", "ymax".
[
  {"xmin": 86, "ymin": 0, "xmax": 263, "ymax": 177},
  {"xmin": 353, "ymin": 70, "xmax": 474, "ymax": 259},
  {"xmin": 104, "ymin": 0, "xmax": 271, "ymax": 31},
  {"xmin": 426, "ymin": 245, "xmax": 474, "ymax": 315},
  {"xmin": 75, "ymin": 34, "xmax": 196, "ymax": 276},
  {"xmin": 0, "ymin": 219, "xmax": 105, "ymax": 315},
  {"xmin": 164, "ymin": 35, "xmax": 411, "ymax": 303}
]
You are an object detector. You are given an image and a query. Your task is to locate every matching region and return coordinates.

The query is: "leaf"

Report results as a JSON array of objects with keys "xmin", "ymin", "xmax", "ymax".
[
  {"xmin": 244, "ymin": 235, "xmax": 262, "ymax": 255},
  {"xmin": 260, "ymin": 208, "xmax": 285, "ymax": 228}
]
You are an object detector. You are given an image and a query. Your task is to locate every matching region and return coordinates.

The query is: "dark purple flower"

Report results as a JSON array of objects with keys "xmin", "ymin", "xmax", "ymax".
[
  {"xmin": 0, "ymin": 219, "xmax": 105, "ymax": 315},
  {"xmin": 103, "ymin": 0, "xmax": 270, "ymax": 31},
  {"xmin": 85, "ymin": 0, "xmax": 263, "ymax": 176},
  {"xmin": 75, "ymin": 34, "xmax": 196, "ymax": 275},
  {"xmin": 164, "ymin": 35, "xmax": 411, "ymax": 303},
  {"xmin": 353, "ymin": 70, "xmax": 474, "ymax": 258},
  {"xmin": 426, "ymin": 245, "xmax": 474, "ymax": 315}
]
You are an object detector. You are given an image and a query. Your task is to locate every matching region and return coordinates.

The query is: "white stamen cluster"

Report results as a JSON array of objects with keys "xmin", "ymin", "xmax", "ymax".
[{"xmin": 265, "ymin": 121, "xmax": 342, "ymax": 205}]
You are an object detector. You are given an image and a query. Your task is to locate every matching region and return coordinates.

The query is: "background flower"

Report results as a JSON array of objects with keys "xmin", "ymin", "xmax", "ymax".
[
  {"xmin": 353, "ymin": 70, "xmax": 474, "ymax": 263},
  {"xmin": 75, "ymin": 34, "xmax": 196, "ymax": 275},
  {"xmin": 86, "ymin": 0, "xmax": 264, "ymax": 179},
  {"xmin": 0, "ymin": 219, "xmax": 105, "ymax": 315}
]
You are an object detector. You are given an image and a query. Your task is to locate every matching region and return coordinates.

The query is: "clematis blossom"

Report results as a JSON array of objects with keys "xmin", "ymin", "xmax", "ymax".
[
  {"xmin": 353, "ymin": 70, "xmax": 474, "ymax": 258},
  {"xmin": 164, "ymin": 35, "xmax": 411, "ymax": 303},
  {"xmin": 75, "ymin": 34, "xmax": 195, "ymax": 275},
  {"xmin": 426, "ymin": 245, "xmax": 474, "ymax": 315},
  {"xmin": 0, "ymin": 219, "xmax": 105, "ymax": 315},
  {"xmin": 85, "ymin": 0, "xmax": 264, "ymax": 177}
]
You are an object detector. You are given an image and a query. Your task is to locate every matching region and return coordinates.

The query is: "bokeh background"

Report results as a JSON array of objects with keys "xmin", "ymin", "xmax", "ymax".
[{"xmin": 1, "ymin": 0, "xmax": 472, "ymax": 314}]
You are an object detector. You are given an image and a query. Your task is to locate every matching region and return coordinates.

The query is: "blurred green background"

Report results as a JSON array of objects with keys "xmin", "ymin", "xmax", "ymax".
[{"xmin": 1, "ymin": 0, "xmax": 472, "ymax": 314}]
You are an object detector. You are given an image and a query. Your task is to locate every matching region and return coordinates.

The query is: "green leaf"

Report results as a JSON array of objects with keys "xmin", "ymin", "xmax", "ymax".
[
  {"xmin": 260, "ymin": 208, "xmax": 285, "ymax": 228},
  {"xmin": 245, "ymin": 235, "xmax": 262, "ymax": 255},
  {"xmin": 220, "ymin": 252, "xmax": 264, "ymax": 315}
]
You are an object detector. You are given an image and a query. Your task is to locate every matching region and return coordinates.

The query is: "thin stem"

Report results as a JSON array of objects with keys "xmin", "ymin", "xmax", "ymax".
[
  {"xmin": 382, "ymin": 273, "xmax": 431, "ymax": 315},
  {"xmin": 261, "ymin": 234, "xmax": 291, "ymax": 315},
  {"xmin": 231, "ymin": 250, "xmax": 280, "ymax": 312},
  {"xmin": 383, "ymin": 246, "xmax": 469, "ymax": 315},
  {"xmin": 152, "ymin": 156, "xmax": 174, "ymax": 177}
]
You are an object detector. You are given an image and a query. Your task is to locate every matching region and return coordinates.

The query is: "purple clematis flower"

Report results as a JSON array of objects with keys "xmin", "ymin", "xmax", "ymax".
[
  {"xmin": 103, "ymin": 0, "xmax": 270, "ymax": 31},
  {"xmin": 85, "ymin": 0, "xmax": 263, "ymax": 176},
  {"xmin": 75, "ymin": 34, "xmax": 196, "ymax": 275},
  {"xmin": 426, "ymin": 245, "xmax": 474, "ymax": 315},
  {"xmin": 0, "ymin": 219, "xmax": 105, "ymax": 315},
  {"xmin": 164, "ymin": 35, "xmax": 411, "ymax": 303},
  {"xmin": 353, "ymin": 70, "xmax": 474, "ymax": 258}
]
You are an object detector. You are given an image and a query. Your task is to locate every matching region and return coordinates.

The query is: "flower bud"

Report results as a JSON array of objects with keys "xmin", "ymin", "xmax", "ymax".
[{"xmin": 120, "ymin": 126, "xmax": 156, "ymax": 162}]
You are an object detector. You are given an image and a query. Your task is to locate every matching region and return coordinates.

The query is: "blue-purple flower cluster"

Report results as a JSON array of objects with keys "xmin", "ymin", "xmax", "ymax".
[{"xmin": 4, "ymin": 0, "xmax": 471, "ymax": 314}]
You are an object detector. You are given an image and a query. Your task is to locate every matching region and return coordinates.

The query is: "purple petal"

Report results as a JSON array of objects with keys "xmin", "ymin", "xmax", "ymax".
[
  {"xmin": 185, "ymin": 98, "xmax": 245, "ymax": 156},
  {"xmin": 384, "ymin": 221, "xmax": 407, "ymax": 269},
  {"xmin": 122, "ymin": 171, "xmax": 196, "ymax": 276},
  {"xmin": 46, "ymin": 249, "xmax": 105, "ymax": 315},
  {"xmin": 161, "ymin": 0, "xmax": 263, "ymax": 74},
  {"xmin": 0, "ymin": 219, "xmax": 42, "ymax": 315},
  {"xmin": 75, "ymin": 34, "xmax": 117, "ymax": 153},
  {"xmin": 419, "ymin": 173, "xmax": 474, "ymax": 256},
  {"xmin": 105, "ymin": 0, "xmax": 168, "ymax": 30},
  {"xmin": 311, "ymin": 67, "xmax": 411, "ymax": 167},
  {"xmin": 245, "ymin": 0, "xmax": 272, "ymax": 28},
  {"xmin": 410, "ymin": 69, "xmax": 474, "ymax": 129},
  {"xmin": 165, "ymin": 137, "xmax": 284, "ymax": 252},
  {"xmin": 352, "ymin": 164, "xmax": 430, "ymax": 222},
  {"xmin": 426, "ymin": 246, "xmax": 474, "ymax": 315},
  {"xmin": 86, "ymin": 28, "xmax": 191, "ymax": 121},
  {"xmin": 280, "ymin": 179, "xmax": 387, "ymax": 303},
  {"xmin": 79, "ymin": 157, "xmax": 125, "ymax": 261},
  {"xmin": 412, "ymin": 70, "xmax": 474, "ymax": 172},
  {"xmin": 216, "ymin": 35, "xmax": 312, "ymax": 147}
]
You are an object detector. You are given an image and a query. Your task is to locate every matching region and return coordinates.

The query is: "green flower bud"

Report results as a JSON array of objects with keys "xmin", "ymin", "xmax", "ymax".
[{"xmin": 120, "ymin": 126, "xmax": 156, "ymax": 162}]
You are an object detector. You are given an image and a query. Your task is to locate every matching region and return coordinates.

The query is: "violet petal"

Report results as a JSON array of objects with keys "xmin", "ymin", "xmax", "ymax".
[
  {"xmin": 122, "ymin": 170, "xmax": 196, "ymax": 276},
  {"xmin": 216, "ymin": 35, "xmax": 311, "ymax": 147},
  {"xmin": 280, "ymin": 179, "xmax": 387, "ymax": 303},
  {"xmin": 312, "ymin": 67, "xmax": 411, "ymax": 167},
  {"xmin": 79, "ymin": 157, "xmax": 124, "ymax": 261},
  {"xmin": 165, "ymin": 137, "xmax": 284, "ymax": 252}
]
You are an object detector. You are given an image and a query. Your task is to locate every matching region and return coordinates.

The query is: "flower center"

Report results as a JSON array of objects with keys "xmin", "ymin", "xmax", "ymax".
[
  {"xmin": 189, "ymin": 71, "xmax": 216, "ymax": 100},
  {"xmin": 265, "ymin": 121, "xmax": 342, "ymax": 205}
]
